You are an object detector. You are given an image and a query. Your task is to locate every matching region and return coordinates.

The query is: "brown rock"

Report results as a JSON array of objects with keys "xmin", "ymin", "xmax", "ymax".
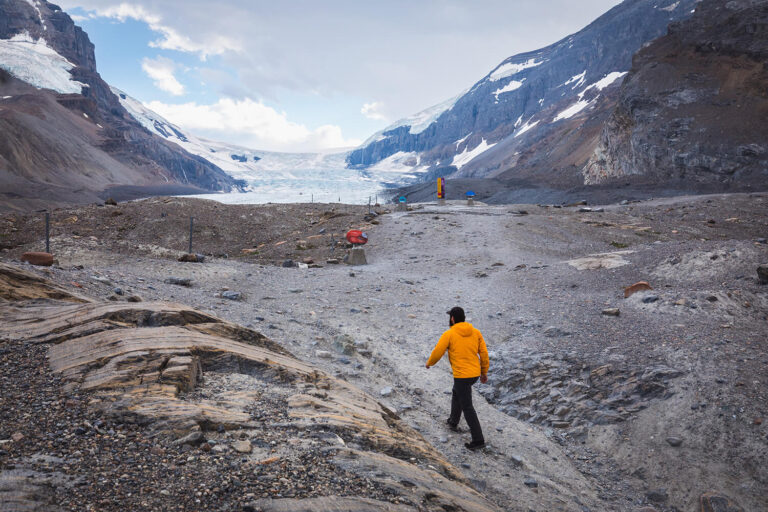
[
  {"xmin": 699, "ymin": 491, "xmax": 743, "ymax": 512},
  {"xmin": 11, "ymin": 432, "xmax": 24, "ymax": 442},
  {"xmin": 624, "ymin": 281, "xmax": 653, "ymax": 298},
  {"xmin": 232, "ymin": 440, "xmax": 252, "ymax": 453},
  {"xmin": 21, "ymin": 252, "xmax": 54, "ymax": 266},
  {"xmin": 602, "ymin": 308, "xmax": 620, "ymax": 316},
  {"xmin": 178, "ymin": 253, "xmax": 202, "ymax": 263},
  {"xmin": 104, "ymin": 197, "xmax": 118, "ymax": 206},
  {"xmin": 754, "ymin": 417, "xmax": 763, "ymax": 425}
]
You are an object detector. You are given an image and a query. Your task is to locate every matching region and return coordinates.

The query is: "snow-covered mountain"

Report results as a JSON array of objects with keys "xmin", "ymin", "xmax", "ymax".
[
  {"xmin": 114, "ymin": 88, "xmax": 419, "ymax": 203},
  {"xmin": 0, "ymin": 0, "xmax": 242, "ymax": 211},
  {"xmin": 348, "ymin": 0, "xmax": 700, "ymax": 188}
]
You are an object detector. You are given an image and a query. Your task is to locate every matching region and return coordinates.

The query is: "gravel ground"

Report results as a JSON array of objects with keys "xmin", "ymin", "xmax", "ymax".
[{"xmin": 1, "ymin": 192, "xmax": 767, "ymax": 511}]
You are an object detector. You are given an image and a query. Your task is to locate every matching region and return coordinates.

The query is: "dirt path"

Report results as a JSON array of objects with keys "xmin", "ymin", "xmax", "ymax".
[{"xmin": 2, "ymin": 194, "xmax": 766, "ymax": 511}]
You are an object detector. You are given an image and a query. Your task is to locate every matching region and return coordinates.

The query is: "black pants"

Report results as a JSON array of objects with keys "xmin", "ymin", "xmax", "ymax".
[{"xmin": 448, "ymin": 377, "xmax": 484, "ymax": 443}]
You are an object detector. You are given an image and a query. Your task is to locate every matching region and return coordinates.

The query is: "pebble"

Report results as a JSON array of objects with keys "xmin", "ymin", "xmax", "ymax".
[
  {"xmin": 665, "ymin": 437, "xmax": 683, "ymax": 447},
  {"xmin": 316, "ymin": 350, "xmax": 332, "ymax": 359},
  {"xmin": 642, "ymin": 295, "xmax": 660, "ymax": 304},
  {"xmin": 113, "ymin": 287, "xmax": 124, "ymax": 295},
  {"xmin": 602, "ymin": 308, "xmax": 620, "ymax": 316},
  {"xmin": 523, "ymin": 477, "xmax": 538, "ymax": 488},
  {"xmin": 380, "ymin": 387, "xmax": 393, "ymax": 397},
  {"xmin": 222, "ymin": 291, "xmax": 242, "ymax": 301}
]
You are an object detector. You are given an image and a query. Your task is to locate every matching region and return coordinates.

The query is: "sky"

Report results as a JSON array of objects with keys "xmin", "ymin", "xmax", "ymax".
[{"xmin": 57, "ymin": 0, "xmax": 622, "ymax": 153}]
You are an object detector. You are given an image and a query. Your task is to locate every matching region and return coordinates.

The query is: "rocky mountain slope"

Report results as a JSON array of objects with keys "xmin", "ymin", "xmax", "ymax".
[
  {"xmin": 347, "ymin": 0, "xmax": 698, "ymax": 186},
  {"xmin": 0, "ymin": 0, "xmax": 243, "ymax": 212},
  {"xmin": 584, "ymin": 0, "xmax": 768, "ymax": 189}
]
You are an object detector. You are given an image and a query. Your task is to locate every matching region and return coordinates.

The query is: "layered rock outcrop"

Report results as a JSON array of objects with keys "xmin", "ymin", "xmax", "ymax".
[{"xmin": 584, "ymin": 0, "xmax": 768, "ymax": 188}]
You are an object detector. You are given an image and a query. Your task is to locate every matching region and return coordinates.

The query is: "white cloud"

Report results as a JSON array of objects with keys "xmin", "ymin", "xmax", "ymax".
[
  {"xmin": 361, "ymin": 101, "xmax": 387, "ymax": 121},
  {"xmin": 73, "ymin": 2, "xmax": 240, "ymax": 58},
  {"xmin": 145, "ymin": 98, "xmax": 361, "ymax": 152},
  {"xmin": 141, "ymin": 56, "xmax": 184, "ymax": 95}
]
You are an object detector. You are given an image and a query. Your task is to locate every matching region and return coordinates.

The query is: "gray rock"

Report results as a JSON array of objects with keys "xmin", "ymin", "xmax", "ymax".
[
  {"xmin": 333, "ymin": 334, "xmax": 357, "ymax": 355},
  {"xmin": 602, "ymin": 308, "xmax": 620, "ymax": 316},
  {"xmin": 222, "ymin": 291, "xmax": 242, "ymax": 301},
  {"xmin": 315, "ymin": 350, "xmax": 332, "ymax": 359},
  {"xmin": 282, "ymin": 259, "xmax": 295, "ymax": 268},
  {"xmin": 757, "ymin": 264, "xmax": 768, "ymax": 284},
  {"xmin": 523, "ymin": 477, "xmax": 538, "ymax": 488},
  {"xmin": 173, "ymin": 431, "xmax": 204, "ymax": 446},
  {"xmin": 380, "ymin": 387, "xmax": 393, "ymax": 397},
  {"xmin": 232, "ymin": 440, "xmax": 252, "ymax": 454},
  {"xmin": 165, "ymin": 277, "xmax": 192, "ymax": 287},
  {"xmin": 646, "ymin": 488, "xmax": 668, "ymax": 503},
  {"xmin": 90, "ymin": 275, "xmax": 112, "ymax": 286},
  {"xmin": 642, "ymin": 295, "xmax": 660, "ymax": 304},
  {"xmin": 113, "ymin": 287, "xmax": 124, "ymax": 295},
  {"xmin": 665, "ymin": 436, "xmax": 683, "ymax": 447},
  {"xmin": 543, "ymin": 326, "xmax": 570, "ymax": 338}
]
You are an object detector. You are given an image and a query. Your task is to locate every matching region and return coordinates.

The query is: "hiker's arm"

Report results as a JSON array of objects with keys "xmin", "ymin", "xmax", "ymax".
[
  {"xmin": 478, "ymin": 332, "xmax": 489, "ymax": 382},
  {"xmin": 426, "ymin": 332, "xmax": 450, "ymax": 368}
]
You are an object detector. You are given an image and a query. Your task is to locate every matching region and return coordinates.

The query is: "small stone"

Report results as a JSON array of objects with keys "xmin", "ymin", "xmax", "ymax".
[
  {"xmin": 665, "ymin": 436, "xmax": 683, "ymax": 447},
  {"xmin": 232, "ymin": 440, "xmax": 252, "ymax": 454},
  {"xmin": 22, "ymin": 252, "xmax": 54, "ymax": 266},
  {"xmin": 543, "ymin": 326, "xmax": 569, "ymax": 338},
  {"xmin": 173, "ymin": 431, "xmax": 204, "ymax": 446},
  {"xmin": 753, "ymin": 418, "xmax": 763, "ymax": 425},
  {"xmin": 602, "ymin": 308, "xmax": 620, "ymax": 316},
  {"xmin": 316, "ymin": 350, "xmax": 332, "ymax": 359},
  {"xmin": 646, "ymin": 488, "xmax": 668, "ymax": 503},
  {"xmin": 221, "ymin": 291, "xmax": 242, "ymax": 301},
  {"xmin": 642, "ymin": 295, "xmax": 660, "ymax": 304},
  {"xmin": 165, "ymin": 277, "xmax": 192, "ymax": 287},
  {"xmin": 326, "ymin": 258, "xmax": 340, "ymax": 264},
  {"xmin": 11, "ymin": 432, "xmax": 24, "ymax": 443},
  {"xmin": 104, "ymin": 197, "xmax": 117, "ymax": 206},
  {"xmin": 699, "ymin": 492, "xmax": 743, "ymax": 512},
  {"xmin": 178, "ymin": 253, "xmax": 204, "ymax": 263},
  {"xmin": 113, "ymin": 287, "xmax": 124, "ymax": 295},
  {"xmin": 282, "ymin": 259, "xmax": 295, "ymax": 268},
  {"xmin": 126, "ymin": 295, "xmax": 142, "ymax": 302},
  {"xmin": 523, "ymin": 477, "xmax": 538, "ymax": 488},
  {"xmin": 756, "ymin": 238, "xmax": 767, "ymax": 244},
  {"xmin": 380, "ymin": 387, "xmax": 393, "ymax": 397}
]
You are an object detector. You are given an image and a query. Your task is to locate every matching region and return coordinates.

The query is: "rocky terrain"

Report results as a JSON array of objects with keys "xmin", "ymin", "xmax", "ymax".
[
  {"xmin": 1, "ymin": 193, "xmax": 766, "ymax": 511},
  {"xmin": 584, "ymin": 0, "xmax": 768, "ymax": 190},
  {"xmin": 0, "ymin": 0, "xmax": 243, "ymax": 213}
]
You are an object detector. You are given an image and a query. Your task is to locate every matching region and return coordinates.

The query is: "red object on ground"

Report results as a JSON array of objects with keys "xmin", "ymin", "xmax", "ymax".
[
  {"xmin": 21, "ymin": 252, "xmax": 54, "ymax": 266},
  {"xmin": 346, "ymin": 230, "xmax": 368, "ymax": 245}
]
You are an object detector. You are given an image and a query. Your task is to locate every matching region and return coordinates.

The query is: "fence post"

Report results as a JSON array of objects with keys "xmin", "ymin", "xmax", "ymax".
[
  {"xmin": 188, "ymin": 216, "xmax": 194, "ymax": 254},
  {"xmin": 45, "ymin": 211, "xmax": 50, "ymax": 253}
]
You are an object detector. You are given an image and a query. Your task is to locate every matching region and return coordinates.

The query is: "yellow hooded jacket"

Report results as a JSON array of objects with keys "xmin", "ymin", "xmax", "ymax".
[{"xmin": 427, "ymin": 322, "xmax": 489, "ymax": 378}]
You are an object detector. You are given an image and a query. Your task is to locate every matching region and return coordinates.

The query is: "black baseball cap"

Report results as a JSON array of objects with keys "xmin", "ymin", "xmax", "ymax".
[{"xmin": 446, "ymin": 306, "xmax": 465, "ymax": 322}]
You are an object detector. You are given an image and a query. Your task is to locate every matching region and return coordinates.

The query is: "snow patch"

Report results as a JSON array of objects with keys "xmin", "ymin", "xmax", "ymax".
[
  {"xmin": 0, "ymin": 32, "xmax": 86, "ymax": 94},
  {"xmin": 493, "ymin": 79, "xmax": 524, "ymax": 100},
  {"xmin": 488, "ymin": 58, "xmax": 543, "ymax": 81},
  {"xmin": 24, "ymin": 0, "xmax": 47, "ymax": 31},
  {"xmin": 661, "ymin": 1, "xmax": 680, "ymax": 12},
  {"xmin": 451, "ymin": 139, "xmax": 496, "ymax": 169},
  {"xmin": 553, "ymin": 100, "xmax": 591, "ymax": 121},
  {"xmin": 514, "ymin": 115, "xmax": 523, "ymax": 128},
  {"xmin": 455, "ymin": 133, "xmax": 471, "ymax": 148},
  {"xmin": 564, "ymin": 71, "xmax": 586, "ymax": 89},
  {"xmin": 514, "ymin": 119, "xmax": 539, "ymax": 138},
  {"xmin": 584, "ymin": 71, "xmax": 627, "ymax": 92}
]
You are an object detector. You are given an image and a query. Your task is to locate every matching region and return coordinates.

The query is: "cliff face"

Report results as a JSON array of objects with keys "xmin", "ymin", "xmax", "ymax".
[
  {"xmin": 347, "ymin": 0, "xmax": 698, "ymax": 186},
  {"xmin": 0, "ymin": 0, "xmax": 243, "ymax": 211},
  {"xmin": 584, "ymin": 0, "xmax": 768, "ymax": 188}
]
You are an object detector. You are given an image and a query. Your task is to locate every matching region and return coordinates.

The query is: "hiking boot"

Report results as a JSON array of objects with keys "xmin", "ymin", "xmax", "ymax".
[
  {"xmin": 465, "ymin": 440, "xmax": 486, "ymax": 451},
  {"xmin": 446, "ymin": 419, "xmax": 460, "ymax": 432}
]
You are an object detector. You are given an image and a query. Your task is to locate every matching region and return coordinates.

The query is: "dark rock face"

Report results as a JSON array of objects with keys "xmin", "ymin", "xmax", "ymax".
[
  {"xmin": 0, "ymin": 0, "xmax": 242, "ymax": 211},
  {"xmin": 584, "ymin": 0, "xmax": 768, "ymax": 189},
  {"xmin": 348, "ymin": 0, "xmax": 697, "ymax": 182}
]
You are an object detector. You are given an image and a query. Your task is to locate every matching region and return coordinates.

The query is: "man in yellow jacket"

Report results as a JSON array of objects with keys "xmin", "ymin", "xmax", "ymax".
[{"xmin": 426, "ymin": 306, "xmax": 489, "ymax": 450}]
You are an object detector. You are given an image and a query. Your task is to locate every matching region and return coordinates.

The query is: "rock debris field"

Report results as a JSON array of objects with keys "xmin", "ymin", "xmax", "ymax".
[{"xmin": 1, "ymin": 193, "xmax": 766, "ymax": 512}]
